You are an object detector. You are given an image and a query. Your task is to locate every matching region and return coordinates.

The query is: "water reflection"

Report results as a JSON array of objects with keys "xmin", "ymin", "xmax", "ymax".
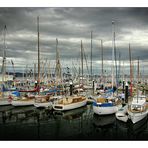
[
  {"xmin": 116, "ymin": 116, "xmax": 148, "ymax": 140},
  {"xmin": 53, "ymin": 106, "xmax": 87, "ymax": 120},
  {"xmin": 0, "ymin": 104, "xmax": 148, "ymax": 140},
  {"xmin": 92, "ymin": 114, "xmax": 117, "ymax": 140},
  {"xmin": 93, "ymin": 114, "xmax": 116, "ymax": 127}
]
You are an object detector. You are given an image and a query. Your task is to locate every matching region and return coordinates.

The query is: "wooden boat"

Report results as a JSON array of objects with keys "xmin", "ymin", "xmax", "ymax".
[
  {"xmin": 127, "ymin": 95, "xmax": 148, "ymax": 124},
  {"xmin": 115, "ymin": 104, "xmax": 128, "ymax": 122},
  {"xmin": 52, "ymin": 95, "xmax": 87, "ymax": 111}
]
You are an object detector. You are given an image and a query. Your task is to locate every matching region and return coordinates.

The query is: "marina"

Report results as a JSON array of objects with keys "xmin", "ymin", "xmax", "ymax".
[{"xmin": 0, "ymin": 7, "xmax": 148, "ymax": 140}]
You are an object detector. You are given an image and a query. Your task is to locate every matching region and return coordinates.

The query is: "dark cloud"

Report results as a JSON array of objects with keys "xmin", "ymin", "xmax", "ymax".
[{"xmin": 0, "ymin": 7, "xmax": 148, "ymax": 74}]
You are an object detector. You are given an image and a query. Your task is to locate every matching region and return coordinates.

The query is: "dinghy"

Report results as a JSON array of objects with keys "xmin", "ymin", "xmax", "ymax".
[{"xmin": 115, "ymin": 105, "xmax": 128, "ymax": 122}]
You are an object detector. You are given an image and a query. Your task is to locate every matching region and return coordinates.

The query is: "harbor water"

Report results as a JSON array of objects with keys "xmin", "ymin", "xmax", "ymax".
[{"xmin": 0, "ymin": 104, "xmax": 148, "ymax": 140}]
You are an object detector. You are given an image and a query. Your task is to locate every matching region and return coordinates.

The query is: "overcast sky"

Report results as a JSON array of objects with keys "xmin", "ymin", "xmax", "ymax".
[{"xmin": 0, "ymin": 7, "xmax": 148, "ymax": 75}]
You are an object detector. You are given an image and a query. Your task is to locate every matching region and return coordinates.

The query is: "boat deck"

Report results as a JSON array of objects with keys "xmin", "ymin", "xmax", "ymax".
[{"xmin": 58, "ymin": 96, "xmax": 86, "ymax": 105}]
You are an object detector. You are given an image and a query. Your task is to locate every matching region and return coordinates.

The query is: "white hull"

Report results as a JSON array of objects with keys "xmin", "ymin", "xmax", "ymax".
[
  {"xmin": 127, "ymin": 110, "xmax": 148, "ymax": 124},
  {"xmin": 115, "ymin": 105, "xmax": 128, "ymax": 122},
  {"xmin": 34, "ymin": 102, "xmax": 52, "ymax": 108},
  {"xmin": 0, "ymin": 100, "xmax": 11, "ymax": 106},
  {"xmin": 53, "ymin": 99, "xmax": 87, "ymax": 111},
  {"xmin": 93, "ymin": 104, "xmax": 122, "ymax": 115},
  {"xmin": 116, "ymin": 115, "xmax": 128, "ymax": 123},
  {"xmin": 11, "ymin": 100, "xmax": 34, "ymax": 106}
]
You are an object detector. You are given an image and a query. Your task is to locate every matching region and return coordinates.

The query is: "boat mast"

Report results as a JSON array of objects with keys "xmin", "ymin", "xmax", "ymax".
[
  {"xmin": 11, "ymin": 60, "xmax": 15, "ymax": 79},
  {"xmin": 117, "ymin": 52, "xmax": 121, "ymax": 95},
  {"xmin": 90, "ymin": 31, "xmax": 93, "ymax": 80},
  {"xmin": 1, "ymin": 25, "xmax": 7, "ymax": 98},
  {"xmin": 129, "ymin": 43, "xmax": 133, "ymax": 96},
  {"xmin": 34, "ymin": 63, "xmax": 36, "ymax": 81},
  {"xmin": 48, "ymin": 61, "xmax": 51, "ymax": 81},
  {"xmin": 1, "ymin": 25, "xmax": 7, "ymax": 83},
  {"xmin": 136, "ymin": 57, "xmax": 140, "ymax": 103},
  {"xmin": 37, "ymin": 16, "xmax": 40, "ymax": 93},
  {"xmin": 101, "ymin": 39, "xmax": 103, "ymax": 83},
  {"xmin": 118, "ymin": 52, "xmax": 121, "ymax": 83},
  {"xmin": 137, "ymin": 57, "xmax": 140, "ymax": 83},
  {"xmin": 122, "ymin": 61, "xmax": 125, "ymax": 82},
  {"xmin": 55, "ymin": 38, "xmax": 61, "ymax": 81},
  {"xmin": 112, "ymin": 21, "xmax": 115, "ymax": 91},
  {"xmin": 83, "ymin": 46, "xmax": 89, "ymax": 76},
  {"xmin": 81, "ymin": 40, "xmax": 84, "ymax": 85}
]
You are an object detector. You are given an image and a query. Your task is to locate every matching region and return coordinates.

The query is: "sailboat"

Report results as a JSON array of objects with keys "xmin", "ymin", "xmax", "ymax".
[
  {"xmin": 52, "ymin": 40, "xmax": 87, "ymax": 111},
  {"xmin": 93, "ymin": 94, "xmax": 122, "ymax": 115},
  {"xmin": 52, "ymin": 94, "xmax": 87, "ymax": 111},
  {"xmin": 0, "ymin": 25, "xmax": 12, "ymax": 106},
  {"xmin": 127, "ymin": 58, "xmax": 148, "ymax": 124},
  {"xmin": 31, "ymin": 16, "xmax": 53, "ymax": 108},
  {"xmin": 11, "ymin": 18, "xmax": 41, "ymax": 107},
  {"xmin": 92, "ymin": 21, "xmax": 122, "ymax": 115}
]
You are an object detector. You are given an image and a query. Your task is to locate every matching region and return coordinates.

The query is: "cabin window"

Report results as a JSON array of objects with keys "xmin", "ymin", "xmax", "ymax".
[
  {"xmin": 131, "ymin": 105, "xmax": 141, "ymax": 111},
  {"xmin": 54, "ymin": 106, "xmax": 63, "ymax": 109}
]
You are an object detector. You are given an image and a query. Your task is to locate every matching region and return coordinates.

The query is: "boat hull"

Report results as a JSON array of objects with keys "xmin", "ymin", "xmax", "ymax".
[
  {"xmin": 11, "ymin": 100, "xmax": 34, "ymax": 107},
  {"xmin": 34, "ymin": 102, "xmax": 52, "ymax": 108},
  {"xmin": 93, "ymin": 104, "xmax": 122, "ymax": 115},
  {"xmin": 0, "ymin": 100, "xmax": 11, "ymax": 106},
  {"xmin": 115, "ymin": 105, "xmax": 128, "ymax": 122},
  {"xmin": 53, "ymin": 99, "xmax": 87, "ymax": 111},
  {"xmin": 116, "ymin": 114, "xmax": 128, "ymax": 122},
  {"xmin": 127, "ymin": 110, "xmax": 148, "ymax": 124}
]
